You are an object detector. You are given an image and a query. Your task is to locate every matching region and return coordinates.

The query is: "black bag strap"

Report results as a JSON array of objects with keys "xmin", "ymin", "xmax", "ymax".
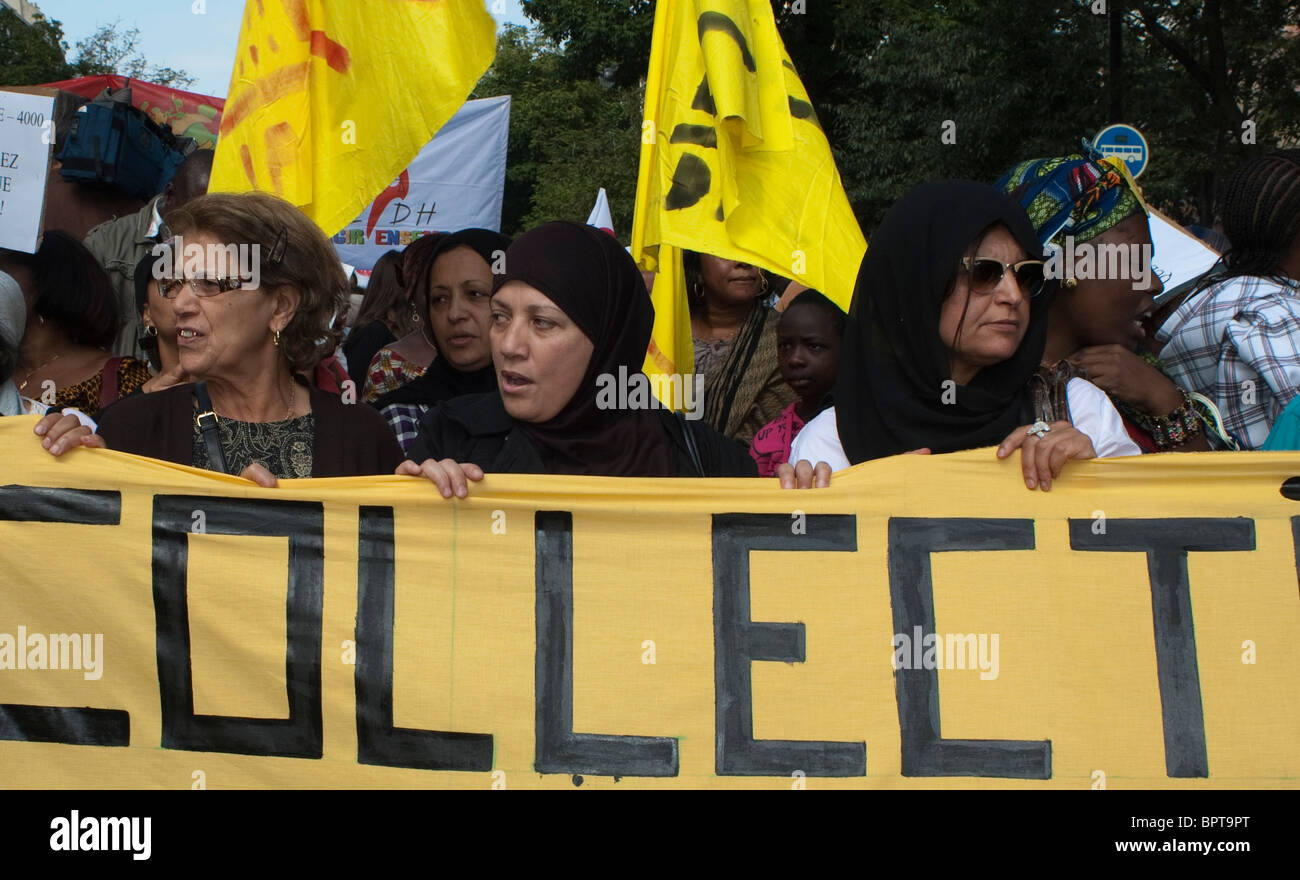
[
  {"xmin": 194, "ymin": 381, "xmax": 227, "ymax": 473},
  {"xmin": 678, "ymin": 413, "xmax": 706, "ymax": 477}
]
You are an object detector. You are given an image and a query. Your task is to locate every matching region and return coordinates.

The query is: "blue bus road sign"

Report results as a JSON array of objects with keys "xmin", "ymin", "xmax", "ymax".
[{"xmin": 1094, "ymin": 124, "xmax": 1149, "ymax": 178}]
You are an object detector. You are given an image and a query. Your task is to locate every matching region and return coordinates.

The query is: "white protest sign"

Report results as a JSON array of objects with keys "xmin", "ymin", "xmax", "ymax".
[
  {"xmin": 0, "ymin": 89, "xmax": 55, "ymax": 253},
  {"xmin": 1149, "ymin": 206, "xmax": 1221, "ymax": 294},
  {"xmin": 331, "ymin": 95, "xmax": 510, "ymax": 271}
]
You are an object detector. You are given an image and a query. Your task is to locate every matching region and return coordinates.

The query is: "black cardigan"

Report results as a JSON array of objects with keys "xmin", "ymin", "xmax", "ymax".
[
  {"xmin": 405, "ymin": 392, "xmax": 757, "ymax": 477},
  {"xmin": 97, "ymin": 381, "xmax": 403, "ymax": 477}
]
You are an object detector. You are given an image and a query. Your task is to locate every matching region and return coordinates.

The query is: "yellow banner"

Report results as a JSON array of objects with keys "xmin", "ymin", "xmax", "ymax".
[
  {"xmin": 0, "ymin": 415, "xmax": 1296, "ymax": 789},
  {"xmin": 210, "ymin": 0, "xmax": 496, "ymax": 236},
  {"xmin": 632, "ymin": 0, "xmax": 868, "ymax": 383}
]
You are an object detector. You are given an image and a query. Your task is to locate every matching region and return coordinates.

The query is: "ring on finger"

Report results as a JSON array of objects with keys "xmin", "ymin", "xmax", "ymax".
[{"xmin": 1026, "ymin": 420, "xmax": 1051, "ymax": 439}]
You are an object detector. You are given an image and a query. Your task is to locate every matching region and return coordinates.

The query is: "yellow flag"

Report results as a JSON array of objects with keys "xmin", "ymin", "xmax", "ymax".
[
  {"xmin": 210, "ymin": 0, "xmax": 496, "ymax": 236},
  {"xmin": 631, "ymin": 0, "xmax": 867, "ymax": 391}
]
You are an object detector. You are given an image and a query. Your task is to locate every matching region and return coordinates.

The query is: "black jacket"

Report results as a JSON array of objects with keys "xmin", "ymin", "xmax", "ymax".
[{"xmin": 405, "ymin": 392, "xmax": 757, "ymax": 477}]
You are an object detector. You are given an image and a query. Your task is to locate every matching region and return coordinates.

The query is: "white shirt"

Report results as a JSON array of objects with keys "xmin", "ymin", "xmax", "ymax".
[{"xmin": 790, "ymin": 378, "xmax": 1140, "ymax": 470}]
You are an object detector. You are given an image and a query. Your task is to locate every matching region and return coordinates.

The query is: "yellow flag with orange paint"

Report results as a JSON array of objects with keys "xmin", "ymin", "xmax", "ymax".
[
  {"xmin": 210, "ymin": 0, "xmax": 497, "ymax": 237},
  {"xmin": 631, "ymin": 0, "xmax": 866, "ymax": 396}
]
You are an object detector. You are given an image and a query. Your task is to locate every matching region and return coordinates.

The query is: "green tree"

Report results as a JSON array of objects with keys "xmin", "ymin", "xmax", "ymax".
[
  {"xmin": 503, "ymin": 0, "xmax": 1299, "ymax": 237},
  {"xmin": 521, "ymin": 0, "xmax": 656, "ymax": 86},
  {"xmin": 473, "ymin": 24, "xmax": 643, "ymax": 238},
  {"xmin": 1126, "ymin": 1, "xmax": 1300, "ymax": 221},
  {"xmin": 0, "ymin": 7, "xmax": 73, "ymax": 86},
  {"xmin": 71, "ymin": 20, "xmax": 195, "ymax": 89},
  {"xmin": 833, "ymin": 0, "xmax": 1300, "ymax": 229}
]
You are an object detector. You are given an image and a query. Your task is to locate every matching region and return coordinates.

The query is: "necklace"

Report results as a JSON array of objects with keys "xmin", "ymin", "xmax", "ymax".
[{"xmin": 18, "ymin": 353, "xmax": 61, "ymax": 392}]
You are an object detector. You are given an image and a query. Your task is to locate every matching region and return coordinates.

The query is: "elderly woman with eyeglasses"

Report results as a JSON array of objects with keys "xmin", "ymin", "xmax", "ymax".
[
  {"xmin": 782, "ymin": 180, "xmax": 1139, "ymax": 492},
  {"xmin": 34, "ymin": 192, "xmax": 403, "ymax": 484}
]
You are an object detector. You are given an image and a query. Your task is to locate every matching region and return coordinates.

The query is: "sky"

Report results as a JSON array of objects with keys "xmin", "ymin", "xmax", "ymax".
[{"xmin": 33, "ymin": 0, "xmax": 531, "ymax": 98}]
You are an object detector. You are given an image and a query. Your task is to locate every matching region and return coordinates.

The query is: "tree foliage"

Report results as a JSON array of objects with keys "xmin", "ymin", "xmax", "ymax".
[
  {"xmin": 0, "ymin": 7, "xmax": 74, "ymax": 86},
  {"xmin": 0, "ymin": 11, "xmax": 195, "ymax": 90},
  {"xmin": 484, "ymin": 1, "xmax": 1300, "ymax": 238},
  {"xmin": 70, "ymin": 20, "xmax": 196, "ymax": 89},
  {"xmin": 473, "ymin": 24, "xmax": 643, "ymax": 238}
]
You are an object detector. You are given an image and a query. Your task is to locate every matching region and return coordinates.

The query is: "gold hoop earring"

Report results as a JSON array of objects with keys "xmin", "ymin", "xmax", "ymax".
[
  {"xmin": 273, "ymin": 328, "xmax": 281, "ymax": 347},
  {"xmin": 144, "ymin": 325, "xmax": 158, "ymax": 337}
]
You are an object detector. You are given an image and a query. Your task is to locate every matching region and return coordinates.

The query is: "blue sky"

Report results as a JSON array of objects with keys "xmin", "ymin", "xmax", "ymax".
[{"xmin": 34, "ymin": 0, "xmax": 530, "ymax": 98}]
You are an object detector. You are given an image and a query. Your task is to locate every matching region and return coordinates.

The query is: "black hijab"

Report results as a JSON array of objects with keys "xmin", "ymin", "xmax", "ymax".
[
  {"xmin": 834, "ymin": 180, "xmax": 1049, "ymax": 463},
  {"xmin": 492, "ymin": 221, "xmax": 677, "ymax": 477},
  {"xmin": 375, "ymin": 228, "xmax": 511, "ymax": 410}
]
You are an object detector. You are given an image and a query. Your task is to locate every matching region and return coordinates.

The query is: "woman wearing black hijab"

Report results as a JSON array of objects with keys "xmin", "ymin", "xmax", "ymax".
[
  {"xmin": 784, "ymin": 180, "xmax": 1137, "ymax": 491},
  {"xmin": 372, "ymin": 228, "xmax": 510, "ymax": 452},
  {"xmin": 398, "ymin": 221, "xmax": 756, "ymax": 495}
]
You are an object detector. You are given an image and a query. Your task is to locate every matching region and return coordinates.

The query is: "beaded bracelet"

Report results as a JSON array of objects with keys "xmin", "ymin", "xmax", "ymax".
[{"xmin": 1125, "ymin": 386, "xmax": 1205, "ymax": 450}]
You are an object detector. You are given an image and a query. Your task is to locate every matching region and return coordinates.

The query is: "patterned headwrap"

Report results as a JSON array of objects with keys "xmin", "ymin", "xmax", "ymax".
[{"xmin": 996, "ymin": 140, "xmax": 1147, "ymax": 247}]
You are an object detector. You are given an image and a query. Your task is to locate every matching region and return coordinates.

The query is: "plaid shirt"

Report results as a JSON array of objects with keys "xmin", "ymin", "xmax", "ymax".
[
  {"xmin": 1157, "ymin": 275, "xmax": 1300, "ymax": 449},
  {"xmin": 380, "ymin": 401, "xmax": 431, "ymax": 455}
]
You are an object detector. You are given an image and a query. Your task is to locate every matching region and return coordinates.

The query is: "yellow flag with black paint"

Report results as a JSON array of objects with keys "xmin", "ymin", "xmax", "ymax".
[
  {"xmin": 631, "ymin": 0, "xmax": 867, "ymax": 399},
  {"xmin": 210, "ymin": 0, "xmax": 497, "ymax": 237}
]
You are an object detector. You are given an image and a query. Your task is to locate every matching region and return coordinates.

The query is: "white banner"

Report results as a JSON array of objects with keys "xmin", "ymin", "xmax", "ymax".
[
  {"xmin": 1149, "ymin": 207, "xmax": 1221, "ymax": 294},
  {"xmin": 0, "ymin": 90, "xmax": 55, "ymax": 254},
  {"xmin": 331, "ymin": 95, "xmax": 510, "ymax": 270}
]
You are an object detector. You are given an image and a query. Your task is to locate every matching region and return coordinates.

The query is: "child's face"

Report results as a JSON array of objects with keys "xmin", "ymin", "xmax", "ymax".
[{"xmin": 777, "ymin": 305, "xmax": 840, "ymax": 405}]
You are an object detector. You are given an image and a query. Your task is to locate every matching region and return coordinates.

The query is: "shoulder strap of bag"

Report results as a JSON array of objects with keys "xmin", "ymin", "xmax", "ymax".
[{"xmin": 194, "ymin": 381, "xmax": 227, "ymax": 473}]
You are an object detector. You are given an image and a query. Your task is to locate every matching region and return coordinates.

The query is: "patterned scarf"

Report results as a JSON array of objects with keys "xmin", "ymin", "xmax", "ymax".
[{"xmin": 996, "ymin": 142, "xmax": 1147, "ymax": 247}]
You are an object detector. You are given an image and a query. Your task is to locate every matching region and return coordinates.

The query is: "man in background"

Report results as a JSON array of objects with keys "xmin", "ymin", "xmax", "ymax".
[{"xmin": 83, "ymin": 149, "xmax": 214, "ymax": 359}]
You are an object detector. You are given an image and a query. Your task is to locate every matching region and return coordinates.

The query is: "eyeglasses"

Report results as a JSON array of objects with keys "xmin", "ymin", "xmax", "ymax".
[
  {"xmin": 959, "ymin": 257, "xmax": 1047, "ymax": 298},
  {"xmin": 157, "ymin": 276, "xmax": 249, "ymax": 299}
]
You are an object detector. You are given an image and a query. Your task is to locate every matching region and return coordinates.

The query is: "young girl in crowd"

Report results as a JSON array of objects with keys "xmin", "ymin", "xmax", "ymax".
[
  {"xmin": 749, "ymin": 289, "xmax": 843, "ymax": 475},
  {"xmin": 785, "ymin": 180, "xmax": 1139, "ymax": 491}
]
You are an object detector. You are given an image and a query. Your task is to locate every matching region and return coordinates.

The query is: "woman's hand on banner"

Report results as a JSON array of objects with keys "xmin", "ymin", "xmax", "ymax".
[
  {"xmin": 397, "ymin": 458, "xmax": 485, "ymax": 498},
  {"xmin": 239, "ymin": 462, "xmax": 279, "ymax": 488},
  {"xmin": 777, "ymin": 459, "xmax": 832, "ymax": 489},
  {"xmin": 34, "ymin": 412, "xmax": 105, "ymax": 456},
  {"xmin": 997, "ymin": 420, "xmax": 1096, "ymax": 491}
]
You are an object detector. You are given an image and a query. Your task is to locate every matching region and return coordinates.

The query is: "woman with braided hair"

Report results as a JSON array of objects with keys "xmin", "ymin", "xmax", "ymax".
[{"xmin": 1157, "ymin": 150, "xmax": 1300, "ymax": 448}]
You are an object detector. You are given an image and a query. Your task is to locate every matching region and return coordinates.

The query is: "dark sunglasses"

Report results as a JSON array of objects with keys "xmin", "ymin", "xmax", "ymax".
[{"xmin": 959, "ymin": 256, "xmax": 1047, "ymax": 298}]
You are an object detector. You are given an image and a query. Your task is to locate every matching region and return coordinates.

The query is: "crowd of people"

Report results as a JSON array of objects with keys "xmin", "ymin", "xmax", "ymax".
[{"xmin": 3, "ymin": 144, "xmax": 1299, "ymax": 497}]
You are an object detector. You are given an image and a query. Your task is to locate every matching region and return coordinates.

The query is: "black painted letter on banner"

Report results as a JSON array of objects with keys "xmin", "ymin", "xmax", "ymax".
[
  {"xmin": 535, "ymin": 511, "xmax": 678, "ymax": 777},
  {"xmin": 1069, "ymin": 517, "xmax": 1255, "ymax": 778},
  {"xmin": 713, "ymin": 513, "xmax": 864, "ymax": 777},
  {"xmin": 355, "ymin": 506, "xmax": 493, "ymax": 771},
  {"xmin": 888, "ymin": 517, "xmax": 1049, "ymax": 778},
  {"xmin": 0, "ymin": 486, "xmax": 128, "ymax": 747},
  {"xmin": 152, "ymin": 495, "xmax": 323, "ymax": 758}
]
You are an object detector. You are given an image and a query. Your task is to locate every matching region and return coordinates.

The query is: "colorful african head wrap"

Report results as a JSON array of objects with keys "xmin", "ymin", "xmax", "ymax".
[{"xmin": 996, "ymin": 142, "xmax": 1147, "ymax": 247}]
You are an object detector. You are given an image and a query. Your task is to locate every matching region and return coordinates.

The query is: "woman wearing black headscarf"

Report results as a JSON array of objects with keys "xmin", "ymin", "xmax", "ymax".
[
  {"xmin": 784, "ymin": 180, "xmax": 1138, "ymax": 491},
  {"xmin": 398, "ymin": 221, "xmax": 756, "ymax": 495},
  {"xmin": 372, "ymin": 228, "xmax": 511, "ymax": 452}
]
